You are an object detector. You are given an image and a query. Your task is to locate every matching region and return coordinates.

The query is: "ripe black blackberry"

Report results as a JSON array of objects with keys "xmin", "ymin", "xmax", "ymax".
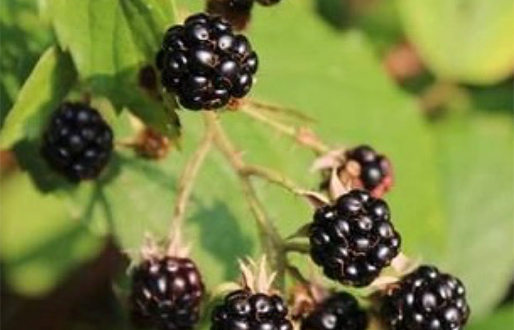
[
  {"xmin": 206, "ymin": 0, "xmax": 254, "ymax": 31},
  {"xmin": 344, "ymin": 145, "xmax": 393, "ymax": 196},
  {"xmin": 309, "ymin": 190, "xmax": 401, "ymax": 287},
  {"xmin": 301, "ymin": 292, "xmax": 368, "ymax": 330},
  {"xmin": 130, "ymin": 257, "xmax": 205, "ymax": 330},
  {"xmin": 381, "ymin": 265, "xmax": 470, "ymax": 330},
  {"xmin": 41, "ymin": 102, "xmax": 113, "ymax": 181},
  {"xmin": 156, "ymin": 13, "xmax": 259, "ymax": 110},
  {"xmin": 211, "ymin": 289, "xmax": 293, "ymax": 330},
  {"xmin": 255, "ymin": 0, "xmax": 281, "ymax": 5}
]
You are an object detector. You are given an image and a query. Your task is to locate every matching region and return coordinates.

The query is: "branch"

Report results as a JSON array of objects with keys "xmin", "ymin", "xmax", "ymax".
[
  {"xmin": 283, "ymin": 241, "xmax": 310, "ymax": 254},
  {"xmin": 245, "ymin": 99, "xmax": 315, "ymax": 123},
  {"xmin": 241, "ymin": 164, "xmax": 301, "ymax": 196},
  {"xmin": 169, "ymin": 124, "xmax": 213, "ymax": 241},
  {"xmin": 205, "ymin": 112, "xmax": 283, "ymax": 246},
  {"xmin": 241, "ymin": 106, "xmax": 329, "ymax": 155}
]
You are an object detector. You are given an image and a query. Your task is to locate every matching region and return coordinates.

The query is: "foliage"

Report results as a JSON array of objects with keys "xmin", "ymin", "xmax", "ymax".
[{"xmin": 1, "ymin": 0, "xmax": 512, "ymax": 328}]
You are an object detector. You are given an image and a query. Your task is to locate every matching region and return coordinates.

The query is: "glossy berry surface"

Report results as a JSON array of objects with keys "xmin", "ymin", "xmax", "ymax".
[
  {"xmin": 381, "ymin": 265, "xmax": 470, "ymax": 330},
  {"xmin": 309, "ymin": 190, "xmax": 401, "ymax": 287},
  {"xmin": 41, "ymin": 102, "xmax": 113, "ymax": 182},
  {"xmin": 345, "ymin": 145, "xmax": 393, "ymax": 194},
  {"xmin": 301, "ymin": 292, "xmax": 367, "ymax": 330},
  {"xmin": 156, "ymin": 13, "xmax": 258, "ymax": 110},
  {"xmin": 130, "ymin": 257, "xmax": 205, "ymax": 330},
  {"xmin": 211, "ymin": 289, "xmax": 293, "ymax": 330}
]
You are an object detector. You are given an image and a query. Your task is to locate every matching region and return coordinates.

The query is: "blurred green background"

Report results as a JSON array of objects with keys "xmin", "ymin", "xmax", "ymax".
[{"xmin": 1, "ymin": 0, "xmax": 513, "ymax": 329}]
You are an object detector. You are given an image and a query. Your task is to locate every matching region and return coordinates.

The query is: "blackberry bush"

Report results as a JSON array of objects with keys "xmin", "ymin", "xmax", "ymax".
[
  {"xmin": 156, "ymin": 13, "xmax": 259, "ymax": 110},
  {"xmin": 41, "ymin": 102, "xmax": 113, "ymax": 182},
  {"xmin": 309, "ymin": 190, "xmax": 401, "ymax": 287},
  {"xmin": 381, "ymin": 265, "xmax": 470, "ymax": 330},
  {"xmin": 3, "ymin": 1, "xmax": 487, "ymax": 329},
  {"xmin": 130, "ymin": 256, "xmax": 205, "ymax": 330},
  {"xmin": 301, "ymin": 292, "xmax": 368, "ymax": 330}
]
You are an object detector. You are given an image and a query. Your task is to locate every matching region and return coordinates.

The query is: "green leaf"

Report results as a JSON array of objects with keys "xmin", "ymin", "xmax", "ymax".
[
  {"xmin": 69, "ymin": 0, "xmax": 444, "ymax": 292},
  {"xmin": 436, "ymin": 111, "xmax": 514, "ymax": 317},
  {"xmin": 0, "ymin": 172, "xmax": 104, "ymax": 296},
  {"xmin": 46, "ymin": 0, "xmax": 180, "ymax": 138},
  {"xmin": 246, "ymin": 2, "xmax": 445, "ymax": 260},
  {"xmin": 467, "ymin": 305, "xmax": 514, "ymax": 330},
  {"xmin": 0, "ymin": 47, "xmax": 76, "ymax": 149},
  {"xmin": 0, "ymin": 0, "xmax": 54, "ymax": 118},
  {"xmin": 396, "ymin": 0, "xmax": 514, "ymax": 84}
]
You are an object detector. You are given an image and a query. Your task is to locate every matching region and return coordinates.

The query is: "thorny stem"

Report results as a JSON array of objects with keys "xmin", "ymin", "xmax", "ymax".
[
  {"xmin": 283, "ymin": 241, "xmax": 310, "ymax": 255},
  {"xmin": 205, "ymin": 112, "xmax": 283, "ymax": 245},
  {"xmin": 241, "ymin": 106, "xmax": 329, "ymax": 155},
  {"xmin": 245, "ymin": 99, "xmax": 315, "ymax": 123},
  {"xmin": 204, "ymin": 111, "xmax": 289, "ymax": 288},
  {"xmin": 285, "ymin": 263, "xmax": 310, "ymax": 285},
  {"xmin": 241, "ymin": 165, "xmax": 301, "ymax": 196},
  {"xmin": 167, "ymin": 109, "xmax": 319, "ymax": 288},
  {"xmin": 168, "ymin": 121, "xmax": 213, "ymax": 244}
]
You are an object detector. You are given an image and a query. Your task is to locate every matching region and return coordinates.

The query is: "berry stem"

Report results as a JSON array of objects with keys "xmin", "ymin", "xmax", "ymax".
[
  {"xmin": 241, "ymin": 164, "xmax": 302, "ymax": 195},
  {"xmin": 245, "ymin": 98, "xmax": 315, "ymax": 123},
  {"xmin": 241, "ymin": 105, "xmax": 329, "ymax": 155},
  {"xmin": 285, "ymin": 263, "xmax": 310, "ymax": 285},
  {"xmin": 283, "ymin": 241, "xmax": 310, "ymax": 254},
  {"xmin": 168, "ymin": 121, "xmax": 213, "ymax": 246}
]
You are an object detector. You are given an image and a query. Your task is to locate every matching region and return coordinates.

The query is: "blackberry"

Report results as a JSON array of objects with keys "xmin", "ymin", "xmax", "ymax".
[
  {"xmin": 130, "ymin": 257, "xmax": 205, "ymax": 330},
  {"xmin": 381, "ymin": 265, "xmax": 470, "ymax": 330},
  {"xmin": 345, "ymin": 145, "xmax": 393, "ymax": 194},
  {"xmin": 309, "ymin": 190, "xmax": 401, "ymax": 287},
  {"xmin": 255, "ymin": 0, "xmax": 281, "ymax": 6},
  {"xmin": 41, "ymin": 102, "xmax": 113, "ymax": 181},
  {"xmin": 206, "ymin": 0, "xmax": 254, "ymax": 31},
  {"xmin": 301, "ymin": 292, "xmax": 367, "ymax": 330},
  {"xmin": 156, "ymin": 13, "xmax": 258, "ymax": 110},
  {"xmin": 211, "ymin": 289, "xmax": 293, "ymax": 330}
]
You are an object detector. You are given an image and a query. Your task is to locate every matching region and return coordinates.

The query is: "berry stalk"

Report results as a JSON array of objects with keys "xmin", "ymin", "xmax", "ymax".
[
  {"xmin": 241, "ymin": 105, "xmax": 329, "ymax": 155},
  {"xmin": 168, "ymin": 118, "xmax": 213, "ymax": 250}
]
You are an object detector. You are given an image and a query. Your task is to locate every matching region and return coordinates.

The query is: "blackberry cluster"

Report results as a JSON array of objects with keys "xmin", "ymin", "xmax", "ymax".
[
  {"xmin": 381, "ymin": 265, "xmax": 470, "ymax": 330},
  {"xmin": 156, "ymin": 13, "xmax": 258, "ymax": 110},
  {"xmin": 41, "ymin": 102, "xmax": 113, "ymax": 182},
  {"xmin": 345, "ymin": 145, "xmax": 392, "ymax": 192},
  {"xmin": 309, "ymin": 190, "xmax": 401, "ymax": 287},
  {"xmin": 211, "ymin": 289, "xmax": 293, "ymax": 330},
  {"xmin": 130, "ymin": 257, "xmax": 205, "ymax": 330},
  {"xmin": 301, "ymin": 292, "xmax": 368, "ymax": 330}
]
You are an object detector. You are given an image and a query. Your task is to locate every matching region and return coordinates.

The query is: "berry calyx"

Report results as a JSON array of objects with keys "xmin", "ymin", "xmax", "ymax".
[
  {"xmin": 381, "ymin": 265, "xmax": 470, "ymax": 330},
  {"xmin": 130, "ymin": 256, "xmax": 205, "ymax": 330},
  {"xmin": 41, "ymin": 102, "xmax": 113, "ymax": 181},
  {"xmin": 343, "ymin": 145, "xmax": 393, "ymax": 196},
  {"xmin": 135, "ymin": 128, "xmax": 171, "ymax": 160},
  {"xmin": 309, "ymin": 190, "xmax": 401, "ymax": 287},
  {"xmin": 211, "ymin": 289, "xmax": 293, "ymax": 330},
  {"xmin": 301, "ymin": 291, "xmax": 368, "ymax": 330},
  {"xmin": 156, "ymin": 13, "xmax": 258, "ymax": 110}
]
